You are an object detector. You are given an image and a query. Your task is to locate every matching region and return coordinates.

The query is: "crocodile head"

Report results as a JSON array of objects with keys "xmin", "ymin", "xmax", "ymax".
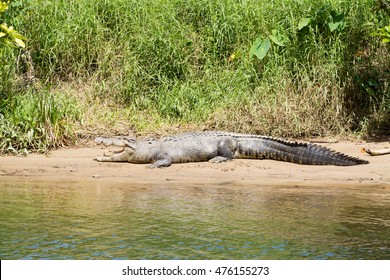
[{"xmin": 120, "ymin": 137, "xmax": 137, "ymax": 147}]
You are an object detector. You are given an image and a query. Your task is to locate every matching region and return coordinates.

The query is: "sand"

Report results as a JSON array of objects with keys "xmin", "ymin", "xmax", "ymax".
[{"xmin": 0, "ymin": 139, "xmax": 389, "ymax": 188}]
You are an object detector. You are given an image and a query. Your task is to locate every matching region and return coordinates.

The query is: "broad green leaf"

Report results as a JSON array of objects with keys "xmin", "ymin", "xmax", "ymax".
[
  {"xmin": 250, "ymin": 37, "xmax": 271, "ymax": 60},
  {"xmin": 0, "ymin": 22, "xmax": 9, "ymax": 32},
  {"xmin": 269, "ymin": 29, "xmax": 287, "ymax": 47},
  {"xmin": 10, "ymin": 30, "xmax": 26, "ymax": 41},
  {"xmin": 14, "ymin": 37, "xmax": 25, "ymax": 48},
  {"xmin": 372, "ymin": 26, "xmax": 390, "ymax": 43},
  {"xmin": 250, "ymin": 37, "xmax": 263, "ymax": 57},
  {"xmin": 0, "ymin": 22, "xmax": 26, "ymax": 47},
  {"xmin": 0, "ymin": 2, "xmax": 8, "ymax": 13},
  {"xmin": 298, "ymin": 17, "xmax": 311, "ymax": 30},
  {"xmin": 328, "ymin": 21, "xmax": 340, "ymax": 32},
  {"xmin": 328, "ymin": 12, "xmax": 344, "ymax": 32}
]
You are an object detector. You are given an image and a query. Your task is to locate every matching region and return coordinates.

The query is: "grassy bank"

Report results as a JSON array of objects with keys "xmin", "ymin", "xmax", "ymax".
[{"xmin": 1, "ymin": 0, "xmax": 389, "ymax": 153}]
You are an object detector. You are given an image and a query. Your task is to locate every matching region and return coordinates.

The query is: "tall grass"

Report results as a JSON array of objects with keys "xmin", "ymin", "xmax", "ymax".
[
  {"xmin": 0, "ymin": 89, "xmax": 81, "ymax": 153},
  {"xmin": 1, "ymin": 0, "xmax": 389, "ymax": 152}
]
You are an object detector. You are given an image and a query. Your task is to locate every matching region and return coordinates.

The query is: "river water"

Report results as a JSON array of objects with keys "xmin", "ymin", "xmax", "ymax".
[{"xmin": 0, "ymin": 181, "xmax": 389, "ymax": 259}]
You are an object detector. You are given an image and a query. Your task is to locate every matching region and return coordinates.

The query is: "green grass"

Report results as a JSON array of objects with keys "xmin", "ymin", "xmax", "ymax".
[
  {"xmin": 1, "ymin": 0, "xmax": 389, "ymax": 153},
  {"xmin": 0, "ymin": 89, "xmax": 81, "ymax": 153}
]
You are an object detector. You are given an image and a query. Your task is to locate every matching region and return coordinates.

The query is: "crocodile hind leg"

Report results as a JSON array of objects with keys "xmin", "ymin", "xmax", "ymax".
[
  {"xmin": 209, "ymin": 138, "xmax": 237, "ymax": 163},
  {"xmin": 96, "ymin": 149, "xmax": 131, "ymax": 162}
]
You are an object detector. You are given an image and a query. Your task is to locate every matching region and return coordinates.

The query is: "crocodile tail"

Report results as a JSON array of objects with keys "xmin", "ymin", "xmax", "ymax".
[{"xmin": 261, "ymin": 139, "xmax": 369, "ymax": 166}]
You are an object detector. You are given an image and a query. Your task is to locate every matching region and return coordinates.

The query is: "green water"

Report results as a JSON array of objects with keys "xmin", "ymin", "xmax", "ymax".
[{"xmin": 0, "ymin": 181, "xmax": 389, "ymax": 260}]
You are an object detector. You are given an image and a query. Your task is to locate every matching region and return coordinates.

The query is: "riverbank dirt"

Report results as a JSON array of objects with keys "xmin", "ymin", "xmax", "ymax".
[{"xmin": 0, "ymin": 140, "xmax": 389, "ymax": 187}]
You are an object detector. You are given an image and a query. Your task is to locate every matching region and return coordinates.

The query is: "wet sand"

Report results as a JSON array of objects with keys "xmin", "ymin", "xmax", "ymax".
[{"xmin": 0, "ymin": 140, "xmax": 389, "ymax": 188}]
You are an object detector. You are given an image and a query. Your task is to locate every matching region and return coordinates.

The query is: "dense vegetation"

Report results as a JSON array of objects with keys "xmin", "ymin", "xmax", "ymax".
[{"xmin": 1, "ymin": 0, "xmax": 389, "ymax": 153}]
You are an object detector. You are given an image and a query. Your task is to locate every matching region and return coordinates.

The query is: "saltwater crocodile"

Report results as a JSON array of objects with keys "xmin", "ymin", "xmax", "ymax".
[{"xmin": 95, "ymin": 131, "xmax": 369, "ymax": 168}]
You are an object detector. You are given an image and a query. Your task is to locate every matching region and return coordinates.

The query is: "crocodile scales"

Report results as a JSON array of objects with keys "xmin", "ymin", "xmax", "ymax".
[{"xmin": 95, "ymin": 131, "xmax": 369, "ymax": 168}]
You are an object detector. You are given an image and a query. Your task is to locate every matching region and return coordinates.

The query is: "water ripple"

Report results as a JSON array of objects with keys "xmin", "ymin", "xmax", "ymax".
[{"xmin": 0, "ymin": 182, "xmax": 389, "ymax": 259}]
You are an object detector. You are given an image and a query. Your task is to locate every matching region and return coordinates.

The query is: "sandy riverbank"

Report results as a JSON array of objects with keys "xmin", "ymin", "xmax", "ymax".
[{"xmin": 0, "ymin": 140, "xmax": 389, "ymax": 188}]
